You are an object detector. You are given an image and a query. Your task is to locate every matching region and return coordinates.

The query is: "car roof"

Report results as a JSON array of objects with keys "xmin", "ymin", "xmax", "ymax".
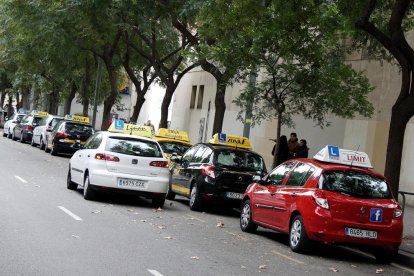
[
  {"xmin": 100, "ymin": 131, "xmax": 158, "ymax": 143},
  {"xmin": 291, "ymin": 158, "xmax": 385, "ymax": 179},
  {"xmin": 197, "ymin": 143, "xmax": 261, "ymax": 155},
  {"xmin": 63, "ymin": 121, "xmax": 93, "ymax": 127}
]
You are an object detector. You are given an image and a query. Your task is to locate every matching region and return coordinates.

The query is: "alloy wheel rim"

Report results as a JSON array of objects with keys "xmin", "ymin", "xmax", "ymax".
[
  {"xmin": 290, "ymin": 220, "xmax": 301, "ymax": 247},
  {"xmin": 190, "ymin": 186, "xmax": 197, "ymax": 206},
  {"xmin": 241, "ymin": 203, "xmax": 251, "ymax": 228}
]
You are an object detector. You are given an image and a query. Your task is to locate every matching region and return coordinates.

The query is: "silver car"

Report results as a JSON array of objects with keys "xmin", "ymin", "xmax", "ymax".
[{"xmin": 31, "ymin": 114, "xmax": 64, "ymax": 149}]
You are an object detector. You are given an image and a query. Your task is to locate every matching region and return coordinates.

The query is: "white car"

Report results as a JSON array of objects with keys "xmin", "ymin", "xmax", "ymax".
[
  {"xmin": 31, "ymin": 114, "xmax": 64, "ymax": 149},
  {"xmin": 67, "ymin": 131, "xmax": 170, "ymax": 207},
  {"xmin": 3, "ymin": 113, "xmax": 26, "ymax": 139}
]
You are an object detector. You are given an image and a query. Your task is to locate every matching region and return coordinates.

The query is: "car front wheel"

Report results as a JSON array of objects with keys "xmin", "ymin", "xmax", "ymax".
[
  {"xmin": 67, "ymin": 168, "xmax": 77, "ymax": 190},
  {"xmin": 240, "ymin": 200, "xmax": 258, "ymax": 233},
  {"xmin": 11, "ymin": 131, "xmax": 17, "ymax": 141},
  {"xmin": 289, "ymin": 215, "xmax": 311, "ymax": 253},
  {"xmin": 50, "ymin": 142, "xmax": 58, "ymax": 156},
  {"xmin": 19, "ymin": 132, "xmax": 24, "ymax": 143},
  {"xmin": 373, "ymin": 250, "xmax": 398, "ymax": 264},
  {"xmin": 7, "ymin": 129, "xmax": 12, "ymax": 139}
]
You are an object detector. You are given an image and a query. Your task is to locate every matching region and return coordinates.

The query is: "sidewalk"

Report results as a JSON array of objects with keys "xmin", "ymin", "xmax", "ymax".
[{"xmin": 400, "ymin": 205, "xmax": 414, "ymax": 257}]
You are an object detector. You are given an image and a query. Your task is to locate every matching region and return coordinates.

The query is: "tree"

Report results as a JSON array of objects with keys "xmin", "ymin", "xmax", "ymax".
[
  {"xmin": 232, "ymin": 1, "xmax": 374, "ymax": 168},
  {"xmin": 336, "ymin": 0, "xmax": 414, "ymax": 195}
]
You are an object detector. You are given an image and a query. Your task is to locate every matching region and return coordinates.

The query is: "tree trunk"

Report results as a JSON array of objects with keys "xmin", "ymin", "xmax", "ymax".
[
  {"xmin": 64, "ymin": 82, "xmax": 77, "ymax": 115},
  {"xmin": 7, "ymin": 94, "xmax": 13, "ymax": 115},
  {"xmin": 212, "ymin": 81, "xmax": 227, "ymax": 135},
  {"xmin": 384, "ymin": 97, "xmax": 414, "ymax": 196},
  {"xmin": 101, "ymin": 56, "xmax": 118, "ymax": 131},
  {"xmin": 48, "ymin": 90, "xmax": 59, "ymax": 115},
  {"xmin": 0, "ymin": 90, "xmax": 5, "ymax": 108},
  {"xmin": 159, "ymin": 86, "xmax": 174, "ymax": 128},
  {"xmin": 131, "ymin": 95, "xmax": 146, "ymax": 123},
  {"xmin": 271, "ymin": 112, "xmax": 283, "ymax": 169},
  {"xmin": 15, "ymin": 93, "xmax": 20, "ymax": 111},
  {"xmin": 21, "ymin": 86, "xmax": 30, "ymax": 109}
]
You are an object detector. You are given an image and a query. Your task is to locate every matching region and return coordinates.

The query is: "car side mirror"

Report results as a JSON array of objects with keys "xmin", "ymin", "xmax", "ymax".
[{"xmin": 46, "ymin": 128, "xmax": 52, "ymax": 132}]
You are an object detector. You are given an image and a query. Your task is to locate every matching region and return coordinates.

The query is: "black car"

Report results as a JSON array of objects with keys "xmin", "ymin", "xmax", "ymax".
[
  {"xmin": 45, "ymin": 120, "xmax": 94, "ymax": 156},
  {"xmin": 12, "ymin": 114, "xmax": 44, "ymax": 143},
  {"xmin": 168, "ymin": 136, "xmax": 267, "ymax": 211}
]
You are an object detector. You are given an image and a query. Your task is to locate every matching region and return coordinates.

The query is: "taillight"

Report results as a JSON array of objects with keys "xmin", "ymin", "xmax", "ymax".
[
  {"xmin": 202, "ymin": 165, "xmax": 215, "ymax": 179},
  {"xmin": 312, "ymin": 191, "xmax": 329, "ymax": 209},
  {"xmin": 393, "ymin": 209, "xmax": 403, "ymax": 218},
  {"xmin": 26, "ymin": 126, "xmax": 33, "ymax": 132},
  {"xmin": 149, "ymin": 161, "xmax": 168, "ymax": 167},
  {"xmin": 56, "ymin": 132, "xmax": 69, "ymax": 138},
  {"xmin": 95, "ymin": 153, "xmax": 120, "ymax": 162}
]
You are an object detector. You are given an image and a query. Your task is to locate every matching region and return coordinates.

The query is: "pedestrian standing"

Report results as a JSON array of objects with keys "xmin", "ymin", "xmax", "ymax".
[
  {"xmin": 288, "ymin": 132, "xmax": 299, "ymax": 157},
  {"xmin": 272, "ymin": 135, "xmax": 290, "ymax": 166},
  {"xmin": 296, "ymin": 139, "xmax": 309, "ymax": 158}
]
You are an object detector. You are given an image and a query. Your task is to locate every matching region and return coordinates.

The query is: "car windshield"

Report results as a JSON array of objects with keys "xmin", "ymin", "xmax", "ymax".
[
  {"xmin": 320, "ymin": 170, "xmax": 392, "ymax": 199},
  {"xmin": 17, "ymin": 114, "xmax": 25, "ymax": 122},
  {"xmin": 214, "ymin": 150, "xmax": 265, "ymax": 172},
  {"xmin": 33, "ymin": 117, "xmax": 43, "ymax": 125},
  {"xmin": 65, "ymin": 123, "xmax": 94, "ymax": 135},
  {"xmin": 159, "ymin": 142, "xmax": 190, "ymax": 155},
  {"xmin": 106, "ymin": 137, "xmax": 163, "ymax": 158}
]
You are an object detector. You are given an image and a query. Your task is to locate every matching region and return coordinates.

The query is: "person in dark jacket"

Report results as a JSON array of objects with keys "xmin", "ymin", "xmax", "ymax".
[
  {"xmin": 296, "ymin": 139, "xmax": 309, "ymax": 158},
  {"xmin": 272, "ymin": 135, "xmax": 290, "ymax": 166}
]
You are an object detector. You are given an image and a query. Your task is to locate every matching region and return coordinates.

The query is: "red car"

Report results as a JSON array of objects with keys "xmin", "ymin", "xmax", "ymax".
[{"xmin": 240, "ymin": 146, "xmax": 403, "ymax": 263}]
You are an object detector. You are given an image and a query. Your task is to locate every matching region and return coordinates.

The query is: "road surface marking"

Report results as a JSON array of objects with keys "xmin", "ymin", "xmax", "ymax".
[
  {"xmin": 391, "ymin": 263, "xmax": 414, "ymax": 274},
  {"xmin": 186, "ymin": 215, "xmax": 206, "ymax": 223},
  {"xmin": 147, "ymin": 269, "xmax": 164, "ymax": 276},
  {"xmin": 58, "ymin": 206, "xmax": 83, "ymax": 221},
  {"xmin": 271, "ymin": 250, "xmax": 305, "ymax": 265},
  {"xmin": 14, "ymin": 175, "xmax": 28, "ymax": 183}
]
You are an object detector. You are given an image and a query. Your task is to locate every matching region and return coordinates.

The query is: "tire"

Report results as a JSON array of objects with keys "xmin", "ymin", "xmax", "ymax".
[
  {"xmin": 189, "ymin": 183, "xmax": 203, "ymax": 211},
  {"xmin": 289, "ymin": 215, "xmax": 311, "ymax": 253},
  {"xmin": 11, "ymin": 130, "xmax": 17, "ymax": 141},
  {"xmin": 7, "ymin": 129, "xmax": 12, "ymax": 139},
  {"xmin": 2, "ymin": 131, "xmax": 6, "ymax": 137},
  {"xmin": 44, "ymin": 139, "xmax": 50, "ymax": 153},
  {"xmin": 152, "ymin": 195, "xmax": 166, "ymax": 208},
  {"xmin": 83, "ymin": 174, "xmax": 95, "ymax": 200},
  {"xmin": 50, "ymin": 142, "xmax": 58, "ymax": 156},
  {"xmin": 19, "ymin": 132, "xmax": 24, "ymax": 143},
  {"xmin": 166, "ymin": 183, "xmax": 176, "ymax": 200},
  {"xmin": 240, "ymin": 200, "xmax": 258, "ymax": 233},
  {"xmin": 67, "ymin": 168, "xmax": 77, "ymax": 190},
  {"xmin": 31, "ymin": 137, "xmax": 37, "ymax": 147},
  {"xmin": 39, "ymin": 137, "xmax": 45, "ymax": 150},
  {"xmin": 373, "ymin": 250, "xmax": 398, "ymax": 264}
]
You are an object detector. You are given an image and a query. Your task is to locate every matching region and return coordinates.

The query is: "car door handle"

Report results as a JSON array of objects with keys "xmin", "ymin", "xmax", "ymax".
[
  {"xmin": 290, "ymin": 193, "xmax": 297, "ymax": 197},
  {"xmin": 79, "ymin": 154, "xmax": 81, "ymax": 157},
  {"xmin": 270, "ymin": 192, "xmax": 276, "ymax": 196},
  {"xmin": 87, "ymin": 154, "xmax": 90, "ymax": 158}
]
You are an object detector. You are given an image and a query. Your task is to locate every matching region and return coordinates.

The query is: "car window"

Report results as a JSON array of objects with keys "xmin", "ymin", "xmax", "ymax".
[
  {"xmin": 159, "ymin": 142, "xmax": 190, "ymax": 155},
  {"xmin": 285, "ymin": 163, "xmax": 315, "ymax": 187},
  {"xmin": 39, "ymin": 117, "xmax": 48, "ymax": 126},
  {"xmin": 21, "ymin": 115, "xmax": 31, "ymax": 124},
  {"xmin": 201, "ymin": 148, "xmax": 213, "ymax": 163},
  {"xmin": 65, "ymin": 123, "xmax": 94, "ymax": 135},
  {"xmin": 267, "ymin": 162, "xmax": 295, "ymax": 185},
  {"xmin": 50, "ymin": 118, "xmax": 63, "ymax": 128},
  {"xmin": 33, "ymin": 117, "xmax": 42, "ymax": 125},
  {"xmin": 213, "ymin": 150, "xmax": 265, "ymax": 172},
  {"xmin": 17, "ymin": 114, "xmax": 25, "ymax": 122},
  {"xmin": 321, "ymin": 171, "xmax": 392, "ymax": 199},
  {"xmin": 193, "ymin": 146, "xmax": 208, "ymax": 163},
  {"xmin": 106, "ymin": 136, "xmax": 163, "ymax": 157},
  {"xmin": 182, "ymin": 145, "xmax": 201, "ymax": 163},
  {"xmin": 84, "ymin": 134, "xmax": 103, "ymax": 149}
]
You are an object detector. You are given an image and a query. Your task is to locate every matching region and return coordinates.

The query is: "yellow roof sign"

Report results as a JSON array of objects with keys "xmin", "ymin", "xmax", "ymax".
[
  {"xmin": 31, "ymin": 111, "xmax": 48, "ymax": 117},
  {"xmin": 65, "ymin": 114, "xmax": 90, "ymax": 124},
  {"xmin": 209, "ymin": 133, "xmax": 251, "ymax": 150},
  {"xmin": 108, "ymin": 120, "xmax": 152, "ymax": 138},
  {"xmin": 155, "ymin": 128, "xmax": 190, "ymax": 143}
]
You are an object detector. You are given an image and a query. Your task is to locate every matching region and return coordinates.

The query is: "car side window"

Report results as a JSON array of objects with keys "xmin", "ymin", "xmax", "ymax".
[
  {"xmin": 285, "ymin": 163, "xmax": 315, "ymax": 187},
  {"xmin": 193, "ymin": 146, "xmax": 208, "ymax": 163},
  {"xmin": 267, "ymin": 162, "xmax": 295, "ymax": 186},
  {"xmin": 201, "ymin": 148, "xmax": 213, "ymax": 163},
  {"xmin": 39, "ymin": 117, "xmax": 47, "ymax": 126},
  {"xmin": 84, "ymin": 134, "xmax": 102, "ymax": 149},
  {"xmin": 182, "ymin": 145, "xmax": 200, "ymax": 163}
]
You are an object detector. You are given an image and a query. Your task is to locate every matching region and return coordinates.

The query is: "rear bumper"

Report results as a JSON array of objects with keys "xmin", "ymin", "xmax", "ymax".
[
  {"xmin": 198, "ymin": 178, "xmax": 247, "ymax": 206},
  {"xmin": 304, "ymin": 208, "xmax": 403, "ymax": 250},
  {"xmin": 54, "ymin": 141, "xmax": 83, "ymax": 154},
  {"xmin": 89, "ymin": 169, "xmax": 170, "ymax": 194}
]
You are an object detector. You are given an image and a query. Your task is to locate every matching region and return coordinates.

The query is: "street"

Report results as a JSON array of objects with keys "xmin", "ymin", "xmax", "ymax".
[{"xmin": 0, "ymin": 137, "xmax": 413, "ymax": 276}]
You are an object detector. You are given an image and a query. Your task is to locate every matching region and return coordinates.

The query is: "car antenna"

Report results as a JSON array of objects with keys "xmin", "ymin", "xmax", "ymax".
[{"xmin": 349, "ymin": 145, "xmax": 360, "ymax": 168}]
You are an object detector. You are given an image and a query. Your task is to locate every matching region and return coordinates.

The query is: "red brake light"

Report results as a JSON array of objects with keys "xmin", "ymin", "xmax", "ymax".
[
  {"xmin": 312, "ymin": 190, "xmax": 329, "ymax": 209},
  {"xmin": 26, "ymin": 126, "xmax": 33, "ymax": 132},
  {"xmin": 149, "ymin": 161, "xmax": 168, "ymax": 167},
  {"xmin": 95, "ymin": 153, "xmax": 120, "ymax": 162},
  {"xmin": 202, "ymin": 165, "xmax": 215, "ymax": 179},
  {"xmin": 56, "ymin": 132, "xmax": 69, "ymax": 139}
]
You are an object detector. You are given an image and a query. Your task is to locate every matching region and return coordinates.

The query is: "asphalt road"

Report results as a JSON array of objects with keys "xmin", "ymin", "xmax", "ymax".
[{"xmin": 0, "ymin": 135, "xmax": 413, "ymax": 276}]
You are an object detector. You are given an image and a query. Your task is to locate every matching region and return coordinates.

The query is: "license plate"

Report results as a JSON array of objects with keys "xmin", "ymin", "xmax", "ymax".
[
  {"xmin": 345, "ymin": 227, "xmax": 377, "ymax": 239},
  {"xmin": 117, "ymin": 178, "xmax": 147, "ymax": 189},
  {"xmin": 76, "ymin": 139, "xmax": 80, "ymax": 143},
  {"xmin": 225, "ymin": 192, "xmax": 244, "ymax": 200}
]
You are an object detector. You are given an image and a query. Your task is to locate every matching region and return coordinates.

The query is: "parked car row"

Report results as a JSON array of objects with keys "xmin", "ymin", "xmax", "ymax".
[{"xmin": 2, "ymin": 115, "xmax": 404, "ymax": 263}]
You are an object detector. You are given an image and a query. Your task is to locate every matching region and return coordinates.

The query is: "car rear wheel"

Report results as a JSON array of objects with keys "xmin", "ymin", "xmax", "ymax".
[
  {"xmin": 83, "ymin": 174, "xmax": 95, "ymax": 200},
  {"xmin": 373, "ymin": 250, "xmax": 398, "ymax": 264},
  {"xmin": 240, "ymin": 200, "xmax": 258, "ymax": 233},
  {"xmin": 67, "ymin": 169, "xmax": 77, "ymax": 190},
  {"xmin": 2, "ymin": 131, "xmax": 6, "ymax": 137},
  {"xmin": 31, "ymin": 137, "xmax": 37, "ymax": 147},
  {"xmin": 189, "ymin": 184, "xmax": 203, "ymax": 211},
  {"xmin": 19, "ymin": 132, "xmax": 24, "ymax": 143},
  {"xmin": 50, "ymin": 142, "xmax": 58, "ymax": 156},
  {"xmin": 44, "ymin": 139, "xmax": 50, "ymax": 153},
  {"xmin": 289, "ymin": 215, "xmax": 311, "ymax": 253},
  {"xmin": 7, "ymin": 129, "xmax": 12, "ymax": 139},
  {"xmin": 166, "ymin": 183, "xmax": 176, "ymax": 200},
  {"xmin": 152, "ymin": 195, "xmax": 166, "ymax": 208}
]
